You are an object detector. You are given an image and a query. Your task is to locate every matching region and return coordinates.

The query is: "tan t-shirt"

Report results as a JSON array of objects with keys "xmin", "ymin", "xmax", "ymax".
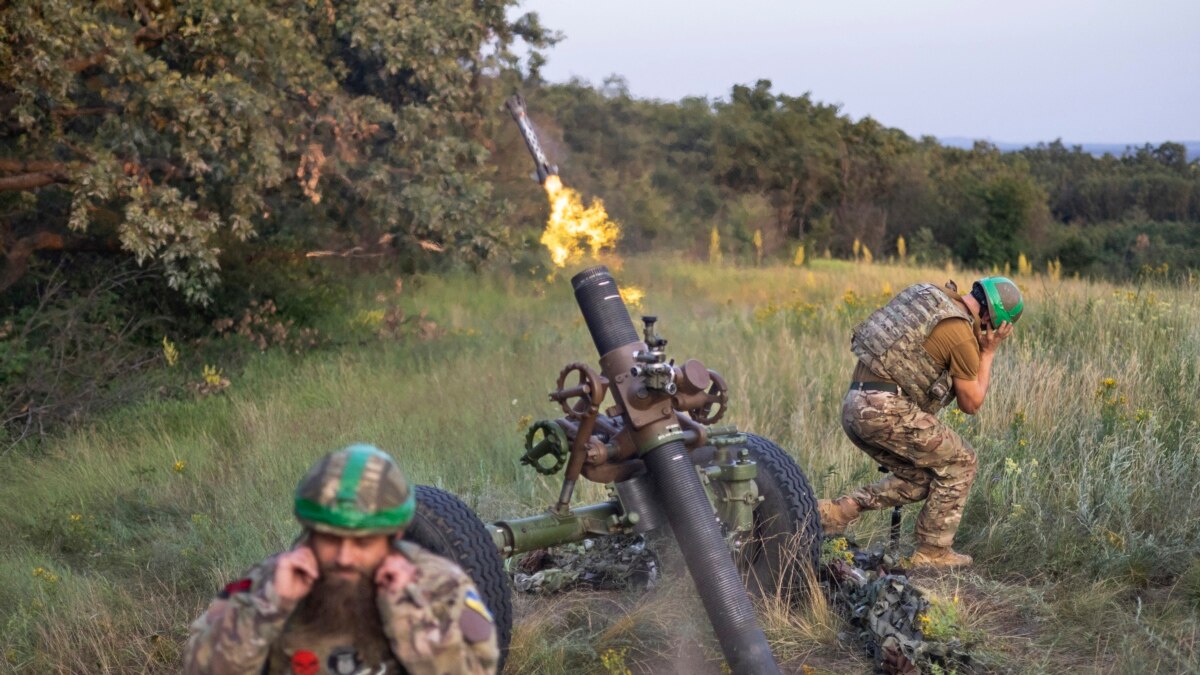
[
  {"xmin": 923, "ymin": 317, "xmax": 980, "ymax": 381},
  {"xmin": 852, "ymin": 296, "xmax": 980, "ymax": 383}
]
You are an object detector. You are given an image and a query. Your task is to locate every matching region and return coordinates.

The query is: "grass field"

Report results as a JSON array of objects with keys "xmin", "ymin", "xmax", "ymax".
[{"xmin": 2, "ymin": 255, "xmax": 1199, "ymax": 673}]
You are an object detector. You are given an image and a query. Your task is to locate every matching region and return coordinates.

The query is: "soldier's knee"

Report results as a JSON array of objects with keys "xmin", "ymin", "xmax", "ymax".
[
  {"xmin": 952, "ymin": 447, "xmax": 978, "ymax": 484},
  {"xmin": 935, "ymin": 445, "xmax": 976, "ymax": 483},
  {"xmin": 907, "ymin": 484, "xmax": 931, "ymax": 502}
]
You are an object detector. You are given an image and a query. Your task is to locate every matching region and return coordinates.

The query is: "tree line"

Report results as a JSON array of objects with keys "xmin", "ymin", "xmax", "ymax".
[{"xmin": 505, "ymin": 77, "xmax": 1200, "ymax": 277}]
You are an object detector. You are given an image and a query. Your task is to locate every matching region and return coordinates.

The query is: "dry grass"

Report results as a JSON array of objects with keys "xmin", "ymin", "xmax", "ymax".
[
  {"xmin": 504, "ymin": 574, "xmax": 717, "ymax": 675},
  {"xmin": 757, "ymin": 545, "xmax": 854, "ymax": 671},
  {"xmin": 2, "ymin": 256, "xmax": 1199, "ymax": 672}
]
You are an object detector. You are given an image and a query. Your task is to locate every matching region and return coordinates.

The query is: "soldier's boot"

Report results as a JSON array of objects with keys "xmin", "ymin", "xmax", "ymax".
[
  {"xmin": 817, "ymin": 496, "xmax": 862, "ymax": 535},
  {"xmin": 909, "ymin": 544, "xmax": 973, "ymax": 569}
]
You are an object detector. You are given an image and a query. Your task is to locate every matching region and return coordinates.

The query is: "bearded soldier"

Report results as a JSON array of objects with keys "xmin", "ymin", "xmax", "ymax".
[
  {"xmin": 818, "ymin": 277, "xmax": 1023, "ymax": 568},
  {"xmin": 184, "ymin": 444, "xmax": 498, "ymax": 675}
]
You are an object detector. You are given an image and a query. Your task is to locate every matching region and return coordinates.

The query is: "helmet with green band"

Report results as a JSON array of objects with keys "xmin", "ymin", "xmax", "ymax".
[
  {"xmin": 973, "ymin": 276, "xmax": 1024, "ymax": 325},
  {"xmin": 294, "ymin": 444, "xmax": 416, "ymax": 536}
]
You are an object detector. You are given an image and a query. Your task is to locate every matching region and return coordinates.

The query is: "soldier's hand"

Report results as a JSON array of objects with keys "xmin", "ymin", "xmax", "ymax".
[
  {"xmin": 374, "ymin": 553, "xmax": 418, "ymax": 594},
  {"xmin": 978, "ymin": 321, "xmax": 1014, "ymax": 354},
  {"xmin": 274, "ymin": 546, "xmax": 319, "ymax": 606}
]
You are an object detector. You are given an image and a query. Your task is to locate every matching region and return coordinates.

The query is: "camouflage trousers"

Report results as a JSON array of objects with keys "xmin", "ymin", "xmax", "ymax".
[{"xmin": 840, "ymin": 389, "xmax": 977, "ymax": 548}]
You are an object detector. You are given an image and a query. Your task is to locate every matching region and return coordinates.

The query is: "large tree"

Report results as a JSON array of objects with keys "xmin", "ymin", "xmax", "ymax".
[{"xmin": 0, "ymin": 0, "xmax": 552, "ymax": 301}]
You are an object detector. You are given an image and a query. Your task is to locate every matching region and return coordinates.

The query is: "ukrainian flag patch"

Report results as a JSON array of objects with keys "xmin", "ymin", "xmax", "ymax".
[{"xmin": 464, "ymin": 589, "xmax": 493, "ymax": 622}]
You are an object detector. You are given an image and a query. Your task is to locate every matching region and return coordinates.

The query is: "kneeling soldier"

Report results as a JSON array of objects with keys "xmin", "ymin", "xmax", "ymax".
[{"xmin": 820, "ymin": 278, "xmax": 1022, "ymax": 568}]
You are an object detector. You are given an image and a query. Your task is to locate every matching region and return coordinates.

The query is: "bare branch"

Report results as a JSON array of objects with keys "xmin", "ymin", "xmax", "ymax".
[
  {"xmin": 0, "ymin": 159, "xmax": 69, "ymax": 173},
  {"xmin": 0, "ymin": 172, "xmax": 69, "ymax": 191},
  {"xmin": 134, "ymin": 26, "xmax": 164, "ymax": 46},
  {"xmin": 52, "ymin": 107, "xmax": 120, "ymax": 120},
  {"xmin": 66, "ymin": 50, "xmax": 109, "ymax": 73}
]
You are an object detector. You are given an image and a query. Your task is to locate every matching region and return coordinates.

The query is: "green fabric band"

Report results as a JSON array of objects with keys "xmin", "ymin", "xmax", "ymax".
[{"xmin": 294, "ymin": 493, "xmax": 415, "ymax": 531}]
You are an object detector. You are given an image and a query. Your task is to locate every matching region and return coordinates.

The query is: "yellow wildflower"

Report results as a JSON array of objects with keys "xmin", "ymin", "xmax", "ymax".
[
  {"xmin": 162, "ymin": 336, "xmax": 179, "ymax": 367},
  {"xmin": 1103, "ymin": 529, "xmax": 1126, "ymax": 551},
  {"xmin": 1004, "ymin": 457, "xmax": 1020, "ymax": 476},
  {"xmin": 32, "ymin": 567, "xmax": 59, "ymax": 583},
  {"xmin": 354, "ymin": 309, "xmax": 385, "ymax": 328},
  {"xmin": 202, "ymin": 365, "xmax": 224, "ymax": 387}
]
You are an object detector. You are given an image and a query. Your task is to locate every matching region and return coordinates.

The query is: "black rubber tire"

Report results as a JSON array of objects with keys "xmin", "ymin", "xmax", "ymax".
[
  {"xmin": 406, "ymin": 485, "xmax": 512, "ymax": 664},
  {"xmin": 733, "ymin": 433, "xmax": 822, "ymax": 599}
]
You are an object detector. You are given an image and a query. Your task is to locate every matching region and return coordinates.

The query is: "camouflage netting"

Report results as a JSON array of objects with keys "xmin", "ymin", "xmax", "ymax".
[
  {"xmin": 509, "ymin": 534, "xmax": 659, "ymax": 594},
  {"xmin": 506, "ymin": 533, "xmax": 976, "ymax": 673},
  {"xmin": 822, "ymin": 541, "xmax": 975, "ymax": 674}
]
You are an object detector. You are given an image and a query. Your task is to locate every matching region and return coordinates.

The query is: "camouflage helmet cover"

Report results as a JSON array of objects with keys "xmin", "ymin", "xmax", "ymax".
[
  {"xmin": 972, "ymin": 276, "xmax": 1024, "ymax": 325},
  {"xmin": 294, "ymin": 444, "xmax": 416, "ymax": 536}
]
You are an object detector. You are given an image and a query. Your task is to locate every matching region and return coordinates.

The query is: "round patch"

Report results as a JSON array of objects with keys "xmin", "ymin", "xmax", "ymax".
[
  {"xmin": 290, "ymin": 649, "xmax": 320, "ymax": 675},
  {"xmin": 327, "ymin": 646, "xmax": 361, "ymax": 675},
  {"xmin": 461, "ymin": 588, "xmax": 495, "ymax": 644}
]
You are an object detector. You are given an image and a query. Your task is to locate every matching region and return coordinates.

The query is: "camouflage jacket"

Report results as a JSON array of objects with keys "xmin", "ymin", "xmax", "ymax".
[
  {"xmin": 183, "ymin": 541, "xmax": 498, "ymax": 675},
  {"xmin": 851, "ymin": 283, "xmax": 973, "ymax": 414}
]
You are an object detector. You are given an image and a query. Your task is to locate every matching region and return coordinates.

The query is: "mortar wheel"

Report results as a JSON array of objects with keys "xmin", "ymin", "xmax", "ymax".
[
  {"xmin": 734, "ymin": 433, "xmax": 822, "ymax": 598},
  {"xmin": 406, "ymin": 485, "xmax": 512, "ymax": 663}
]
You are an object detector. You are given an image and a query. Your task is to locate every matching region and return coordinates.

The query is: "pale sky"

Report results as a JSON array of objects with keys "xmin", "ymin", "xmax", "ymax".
[{"xmin": 514, "ymin": 0, "xmax": 1200, "ymax": 145}]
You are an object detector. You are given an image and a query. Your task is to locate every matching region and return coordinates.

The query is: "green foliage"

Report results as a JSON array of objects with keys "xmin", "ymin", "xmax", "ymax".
[
  {"xmin": 713, "ymin": 80, "xmax": 840, "ymax": 248},
  {"xmin": 0, "ymin": 0, "xmax": 563, "ymax": 441},
  {"xmin": 0, "ymin": 0, "xmax": 556, "ymax": 301},
  {"xmin": 0, "ymin": 263, "xmax": 167, "ymax": 446},
  {"xmin": 1021, "ymin": 140, "xmax": 1200, "ymax": 224},
  {"xmin": 917, "ymin": 593, "xmax": 974, "ymax": 644},
  {"xmin": 1043, "ymin": 218, "xmax": 1200, "ymax": 280}
]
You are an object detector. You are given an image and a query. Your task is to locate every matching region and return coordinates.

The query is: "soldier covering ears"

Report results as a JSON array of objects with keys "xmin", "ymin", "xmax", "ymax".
[
  {"xmin": 820, "ymin": 277, "xmax": 1023, "ymax": 568},
  {"xmin": 184, "ymin": 444, "xmax": 498, "ymax": 675}
]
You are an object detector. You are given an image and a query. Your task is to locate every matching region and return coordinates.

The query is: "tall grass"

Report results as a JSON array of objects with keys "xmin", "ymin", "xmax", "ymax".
[{"xmin": 2, "ymin": 256, "xmax": 1198, "ymax": 672}]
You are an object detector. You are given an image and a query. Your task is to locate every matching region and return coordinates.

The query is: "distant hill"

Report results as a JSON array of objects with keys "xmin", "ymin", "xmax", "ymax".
[{"xmin": 938, "ymin": 136, "xmax": 1200, "ymax": 159}]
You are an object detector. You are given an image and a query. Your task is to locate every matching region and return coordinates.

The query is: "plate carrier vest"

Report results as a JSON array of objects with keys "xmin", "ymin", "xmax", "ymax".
[{"xmin": 850, "ymin": 283, "xmax": 974, "ymax": 414}]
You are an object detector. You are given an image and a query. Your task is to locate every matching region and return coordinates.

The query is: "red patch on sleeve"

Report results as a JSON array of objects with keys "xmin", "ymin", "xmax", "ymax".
[
  {"xmin": 218, "ymin": 578, "xmax": 253, "ymax": 598},
  {"xmin": 291, "ymin": 650, "xmax": 320, "ymax": 675}
]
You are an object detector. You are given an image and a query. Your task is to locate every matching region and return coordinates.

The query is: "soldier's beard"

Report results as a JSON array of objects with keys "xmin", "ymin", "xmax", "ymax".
[{"xmin": 291, "ymin": 564, "xmax": 385, "ymax": 638}]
